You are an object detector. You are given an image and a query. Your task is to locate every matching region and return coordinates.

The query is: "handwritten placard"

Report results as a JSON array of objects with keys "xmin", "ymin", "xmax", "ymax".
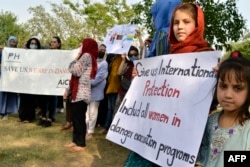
[
  {"xmin": 106, "ymin": 51, "xmax": 222, "ymax": 167},
  {"xmin": 103, "ymin": 24, "xmax": 138, "ymax": 54}
]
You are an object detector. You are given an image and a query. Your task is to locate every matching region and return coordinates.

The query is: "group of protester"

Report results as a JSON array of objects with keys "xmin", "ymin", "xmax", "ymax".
[
  {"xmin": 0, "ymin": 36, "xmax": 63, "ymax": 128},
  {"xmin": 1, "ymin": 0, "xmax": 250, "ymax": 166},
  {"xmin": 63, "ymin": 1, "xmax": 250, "ymax": 166}
]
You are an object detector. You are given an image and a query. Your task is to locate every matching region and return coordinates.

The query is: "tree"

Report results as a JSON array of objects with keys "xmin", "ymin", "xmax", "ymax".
[
  {"xmin": 0, "ymin": 10, "xmax": 28, "ymax": 47},
  {"xmin": 131, "ymin": 0, "xmax": 154, "ymax": 37},
  {"xmin": 132, "ymin": 0, "xmax": 246, "ymax": 50},
  {"xmin": 24, "ymin": 3, "xmax": 87, "ymax": 49},
  {"xmin": 63, "ymin": 0, "xmax": 135, "ymax": 42},
  {"xmin": 24, "ymin": 0, "xmax": 135, "ymax": 48}
]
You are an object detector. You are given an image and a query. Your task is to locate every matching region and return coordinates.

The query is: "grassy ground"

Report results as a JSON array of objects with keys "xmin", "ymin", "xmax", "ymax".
[{"xmin": 0, "ymin": 112, "xmax": 130, "ymax": 167}]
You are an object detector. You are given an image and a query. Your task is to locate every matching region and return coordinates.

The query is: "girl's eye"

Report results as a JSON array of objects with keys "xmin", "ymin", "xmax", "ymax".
[
  {"xmin": 173, "ymin": 21, "xmax": 179, "ymax": 25},
  {"xmin": 184, "ymin": 20, "xmax": 190, "ymax": 24},
  {"xmin": 218, "ymin": 83, "xmax": 226, "ymax": 89},
  {"xmin": 234, "ymin": 86, "xmax": 244, "ymax": 92}
]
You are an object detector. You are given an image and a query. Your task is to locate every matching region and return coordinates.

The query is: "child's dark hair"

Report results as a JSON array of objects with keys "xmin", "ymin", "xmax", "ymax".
[{"xmin": 216, "ymin": 57, "xmax": 250, "ymax": 125}]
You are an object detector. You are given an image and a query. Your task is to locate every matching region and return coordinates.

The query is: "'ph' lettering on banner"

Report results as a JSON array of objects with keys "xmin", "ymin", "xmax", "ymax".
[{"xmin": 224, "ymin": 151, "xmax": 250, "ymax": 167}]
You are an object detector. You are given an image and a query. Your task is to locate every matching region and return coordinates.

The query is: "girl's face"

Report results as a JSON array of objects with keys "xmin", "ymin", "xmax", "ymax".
[
  {"xmin": 173, "ymin": 10, "xmax": 196, "ymax": 42},
  {"xmin": 29, "ymin": 39, "xmax": 38, "ymax": 49},
  {"xmin": 217, "ymin": 71, "xmax": 248, "ymax": 114},
  {"xmin": 50, "ymin": 38, "xmax": 60, "ymax": 49},
  {"xmin": 9, "ymin": 39, "xmax": 17, "ymax": 48}
]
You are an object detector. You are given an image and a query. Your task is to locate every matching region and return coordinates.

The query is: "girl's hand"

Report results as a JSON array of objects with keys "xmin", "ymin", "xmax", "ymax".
[
  {"xmin": 74, "ymin": 52, "xmax": 82, "ymax": 61},
  {"xmin": 132, "ymin": 67, "xmax": 138, "ymax": 78},
  {"xmin": 121, "ymin": 53, "xmax": 126, "ymax": 61},
  {"xmin": 63, "ymin": 91, "xmax": 68, "ymax": 100},
  {"xmin": 135, "ymin": 29, "xmax": 141, "ymax": 37},
  {"xmin": 212, "ymin": 62, "xmax": 221, "ymax": 74}
]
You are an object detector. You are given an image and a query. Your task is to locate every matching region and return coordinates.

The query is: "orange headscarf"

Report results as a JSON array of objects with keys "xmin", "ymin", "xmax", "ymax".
[
  {"xmin": 168, "ymin": 3, "xmax": 213, "ymax": 54},
  {"xmin": 70, "ymin": 38, "xmax": 98, "ymax": 100}
]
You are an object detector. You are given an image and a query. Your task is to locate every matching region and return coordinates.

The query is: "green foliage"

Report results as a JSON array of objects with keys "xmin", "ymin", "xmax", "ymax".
[
  {"xmin": 0, "ymin": 10, "xmax": 28, "ymax": 46},
  {"xmin": 133, "ymin": 0, "xmax": 246, "ymax": 51},
  {"xmin": 183, "ymin": 0, "xmax": 246, "ymax": 50},
  {"xmin": 3, "ymin": 0, "xmax": 245, "ymax": 51},
  {"xmin": 25, "ymin": 3, "xmax": 87, "ymax": 49},
  {"xmin": 131, "ymin": 0, "xmax": 154, "ymax": 37},
  {"xmin": 225, "ymin": 31, "xmax": 250, "ymax": 59},
  {"xmin": 64, "ymin": 0, "xmax": 135, "ymax": 42}
]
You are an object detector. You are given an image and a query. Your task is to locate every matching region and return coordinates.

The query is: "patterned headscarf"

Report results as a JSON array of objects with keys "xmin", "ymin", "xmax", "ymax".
[{"xmin": 70, "ymin": 38, "xmax": 98, "ymax": 100}]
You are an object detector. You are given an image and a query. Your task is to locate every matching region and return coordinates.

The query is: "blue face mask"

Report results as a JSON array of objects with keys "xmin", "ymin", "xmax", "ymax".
[
  {"xmin": 30, "ymin": 44, "xmax": 38, "ymax": 49},
  {"xmin": 129, "ymin": 55, "xmax": 138, "ymax": 61}
]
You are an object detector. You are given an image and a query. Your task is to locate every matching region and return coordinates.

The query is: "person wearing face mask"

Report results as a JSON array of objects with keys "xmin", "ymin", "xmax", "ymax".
[
  {"xmin": 113, "ymin": 45, "xmax": 139, "ymax": 118},
  {"xmin": 18, "ymin": 37, "xmax": 41, "ymax": 123},
  {"xmin": 0, "ymin": 36, "xmax": 20, "ymax": 120},
  {"xmin": 26, "ymin": 37, "xmax": 41, "ymax": 50},
  {"xmin": 85, "ymin": 44, "xmax": 108, "ymax": 140}
]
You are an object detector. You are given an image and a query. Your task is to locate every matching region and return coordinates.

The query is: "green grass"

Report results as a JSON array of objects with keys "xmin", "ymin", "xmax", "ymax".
[{"xmin": 0, "ymin": 113, "xmax": 130, "ymax": 167}]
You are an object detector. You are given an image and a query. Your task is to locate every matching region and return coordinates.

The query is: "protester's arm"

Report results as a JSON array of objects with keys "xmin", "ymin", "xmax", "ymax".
[
  {"xmin": 136, "ymin": 29, "xmax": 144, "ymax": 50},
  {"xmin": 91, "ymin": 62, "xmax": 108, "ymax": 87},
  {"xmin": 63, "ymin": 88, "xmax": 71, "ymax": 100},
  {"xmin": 117, "ymin": 53, "xmax": 127, "ymax": 75},
  {"xmin": 69, "ymin": 53, "xmax": 90, "ymax": 77}
]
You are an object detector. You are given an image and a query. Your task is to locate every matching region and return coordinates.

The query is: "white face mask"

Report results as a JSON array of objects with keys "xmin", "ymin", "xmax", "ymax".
[{"xmin": 30, "ymin": 44, "xmax": 38, "ymax": 49}]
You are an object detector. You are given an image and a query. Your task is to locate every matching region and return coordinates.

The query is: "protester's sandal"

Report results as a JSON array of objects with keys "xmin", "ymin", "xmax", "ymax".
[
  {"xmin": 64, "ymin": 142, "xmax": 76, "ymax": 148},
  {"xmin": 42, "ymin": 120, "xmax": 52, "ymax": 127},
  {"xmin": 70, "ymin": 146, "xmax": 85, "ymax": 152},
  {"xmin": 86, "ymin": 133, "xmax": 93, "ymax": 140},
  {"xmin": 61, "ymin": 122, "xmax": 72, "ymax": 130},
  {"xmin": 37, "ymin": 118, "xmax": 46, "ymax": 126}
]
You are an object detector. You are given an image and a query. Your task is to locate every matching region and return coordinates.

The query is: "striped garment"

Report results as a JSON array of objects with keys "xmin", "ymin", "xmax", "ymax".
[{"xmin": 68, "ymin": 53, "xmax": 92, "ymax": 104}]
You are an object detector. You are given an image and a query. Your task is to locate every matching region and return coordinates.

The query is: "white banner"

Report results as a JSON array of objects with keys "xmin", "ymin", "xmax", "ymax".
[
  {"xmin": 106, "ymin": 51, "xmax": 222, "ymax": 167},
  {"xmin": 103, "ymin": 24, "xmax": 138, "ymax": 54},
  {"xmin": 0, "ymin": 48, "xmax": 79, "ymax": 95}
]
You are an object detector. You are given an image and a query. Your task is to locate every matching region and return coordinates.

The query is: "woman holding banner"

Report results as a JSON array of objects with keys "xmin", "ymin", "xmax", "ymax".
[
  {"xmin": 37, "ymin": 36, "xmax": 62, "ymax": 127},
  {"xmin": 0, "ymin": 36, "xmax": 20, "ymax": 120},
  {"xmin": 113, "ymin": 45, "xmax": 139, "ymax": 118},
  {"xmin": 18, "ymin": 37, "xmax": 42, "ymax": 123}
]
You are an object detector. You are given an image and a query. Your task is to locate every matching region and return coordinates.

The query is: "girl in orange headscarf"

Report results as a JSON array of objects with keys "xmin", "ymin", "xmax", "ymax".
[
  {"xmin": 168, "ymin": 3, "xmax": 213, "ymax": 54},
  {"xmin": 64, "ymin": 38, "xmax": 98, "ymax": 152}
]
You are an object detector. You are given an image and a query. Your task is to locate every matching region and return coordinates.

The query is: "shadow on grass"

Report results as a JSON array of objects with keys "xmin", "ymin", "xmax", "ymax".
[
  {"xmin": 88, "ymin": 130, "xmax": 130, "ymax": 167},
  {"xmin": 0, "ymin": 114, "xmax": 130, "ymax": 167}
]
